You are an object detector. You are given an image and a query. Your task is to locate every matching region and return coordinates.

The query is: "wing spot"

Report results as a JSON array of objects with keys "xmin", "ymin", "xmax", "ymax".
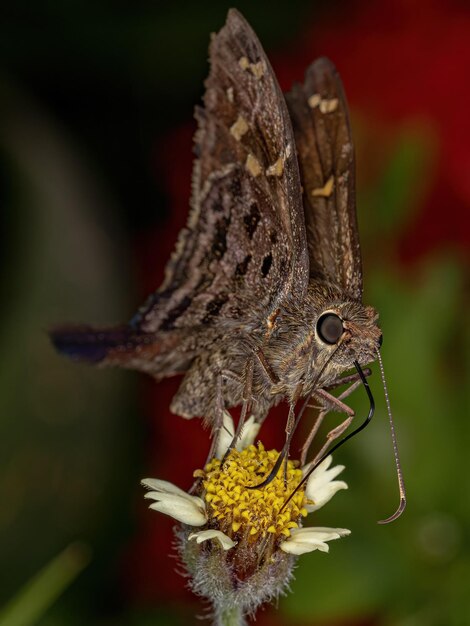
[
  {"xmin": 230, "ymin": 177, "xmax": 242, "ymax": 197},
  {"xmin": 307, "ymin": 93, "xmax": 321, "ymax": 108},
  {"xmin": 250, "ymin": 60, "xmax": 266, "ymax": 79},
  {"xmin": 261, "ymin": 254, "xmax": 273, "ymax": 277},
  {"xmin": 230, "ymin": 115, "xmax": 249, "ymax": 141},
  {"xmin": 239, "ymin": 56, "xmax": 250, "ymax": 70},
  {"xmin": 211, "ymin": 217, "xmax": 229, "ymax": 259},
  {"xmin": 226, "ymin": 86, "xmax": 234, "ymax": 103},
  {"xmin": 236, "ymin": 254, "xmax": 252, "ymax": 276},
  {"xmin": 244, "ymin": 203, "xmax": 261, "ymax": 239},
  {"xmin": 238, "ymin": 56, "xmax": 266, "ymax": 79},
  {"xmin": 320, "ymin": 98, "xmax": 339, "ymax": 113},
  {"xmin": 311, "ymin": 175, "xmax": 335, "ymax": 198},
  {"xmin": 266, "ymin": 156, "xmax": 284, "ymax": 177},
  {"xmin": 160, "ymin": 296, "xmax": 192, "ymax": 330},
  {"xmin": 202, "ymin": 294, "xmax": 229, "ymax": 323},
  {"xmin": 308, "ymin": 94, "xmax": 339, "ymax": 113},
  {"xmin": 246, "ymin": 153, "xmax": 262, "ymax": 177}
]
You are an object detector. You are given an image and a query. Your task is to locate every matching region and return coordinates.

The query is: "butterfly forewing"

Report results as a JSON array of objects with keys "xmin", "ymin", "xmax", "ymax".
[{"xmin": 135, "ymin": 9, "xmax": 309, "ymax": 334}]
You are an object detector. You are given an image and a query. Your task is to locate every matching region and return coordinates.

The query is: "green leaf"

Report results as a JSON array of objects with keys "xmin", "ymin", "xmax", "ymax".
[{"xmin": 0, "ymin": 543, "xmax": 91, "ymax": 626}]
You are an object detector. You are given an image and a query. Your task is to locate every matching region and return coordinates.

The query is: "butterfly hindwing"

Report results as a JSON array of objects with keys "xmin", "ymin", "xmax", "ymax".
[{"xmin": 285, "ymin": 57, "xmax": 363, "ymax": 301}]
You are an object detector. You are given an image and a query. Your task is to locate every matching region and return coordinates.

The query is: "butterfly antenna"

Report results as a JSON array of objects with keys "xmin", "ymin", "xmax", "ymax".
[
  {"xmin": 376, "ymin": 349, "xmax": 406, "ymax": 524},
  {"xmin": 281, "ymin": 360, "xmax": 374, "ymax": 512}
]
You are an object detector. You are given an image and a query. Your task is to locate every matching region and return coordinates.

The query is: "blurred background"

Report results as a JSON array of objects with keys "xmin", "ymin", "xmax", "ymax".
[{"xmin": 0, "ymin": 1, "xmax": 468, "ymax": 625}]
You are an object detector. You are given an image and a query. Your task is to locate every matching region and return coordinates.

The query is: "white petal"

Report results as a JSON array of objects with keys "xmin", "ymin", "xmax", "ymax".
[
  {"xmin": 144, "ymin": 489, "xmax": 205, "ymax": 509},
  {"xmin": 215, "ymin": 412, "xmax": 261, "ymax": 458},
  {"xmin": 312, "ymin": 463, "xmax": 346, "ymax": 486},
  {"xmin": 144, "ymin": 490, "xmax": 205, "ymax": 510},
  {"xmin": 142, "ymin": 477, "xmax": 206, "ymax": 512},
  {"xmin": 302, "ymin": 455, "xmax": 333, "ymax": 477},
  {"xmin": 188, "ymin": 529, "xmax": 237, "ymax": 550},
  {"xmin": 305, "ymin": 480, "xmax": 348, "ymax": 513},
  {"xmin": 215, "ymin": 411, "xmax": 235, "ymax": 459},
  {"xmin": 147, "ymin": 492, "xmax": 207, "ymax": 526},
  {"xmin": 303, "ymin": 456, "xmax": 345, "ymax": 486},
  {"xmin": 236, "ymin": 415, "xmax": 261, "ymax": 450},
  {"xmin": 280, "ymin": 538, "xmax": 330, "ymax": 555},
  {"xmin": 142, "ymin": 478, "xmax": 191, "ymax": 499},
  {"xmin": 280, "ymin": 526, "xmax": 350, "ymax": 555},
  {"xmin": 303, "ymin": 456, "xmax": 347, "ymax": 512},
  {"xmin": 291, "ymin": 527, "xmax": 351, "ymax": 540}
]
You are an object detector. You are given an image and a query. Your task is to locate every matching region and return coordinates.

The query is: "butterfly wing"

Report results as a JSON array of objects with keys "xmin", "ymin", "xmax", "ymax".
[
  {"xmin": 285, "ymin": 57, "xmax": 363, "ymax": 301},
  {"xmin": 52, "ymin": 10, "xmax": 309, "ymax": 375},
  {"xmin": 134, "ymin": 8, "xmax": 309, "ymax": 334}
]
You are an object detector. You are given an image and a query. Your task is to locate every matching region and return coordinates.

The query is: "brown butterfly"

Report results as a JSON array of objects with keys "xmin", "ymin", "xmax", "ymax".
[{"xmin": 51, "ymin": 10, "xmax": 405, "ymax": 521}]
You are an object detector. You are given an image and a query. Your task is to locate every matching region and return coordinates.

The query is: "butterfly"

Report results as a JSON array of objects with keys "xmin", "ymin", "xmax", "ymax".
[{"xmin": 51, "ymin": 9, "xmax": 405, "ymax": 521}]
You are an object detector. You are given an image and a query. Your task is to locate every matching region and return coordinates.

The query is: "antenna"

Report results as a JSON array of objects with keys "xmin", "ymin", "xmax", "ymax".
[{"xmin": 376, "ymin": 349, "xmax": 406, "ymax": 524}]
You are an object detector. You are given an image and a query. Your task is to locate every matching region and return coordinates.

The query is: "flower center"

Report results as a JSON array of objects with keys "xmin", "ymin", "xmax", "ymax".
[{"xmin": 196, "ymin": 443, "xmax": 307, "ymax": 540}]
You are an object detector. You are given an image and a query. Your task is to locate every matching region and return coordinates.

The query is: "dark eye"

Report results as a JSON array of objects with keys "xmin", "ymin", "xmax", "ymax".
[{"xmin": 317, "ymin": 313, "xmax": 344, "ymax": 344}]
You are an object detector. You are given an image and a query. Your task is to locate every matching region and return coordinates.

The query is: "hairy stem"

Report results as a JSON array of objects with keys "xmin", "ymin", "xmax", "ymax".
[{"xmin": 215, "ymin": 604, "xmax": 247, "ymax": 626}]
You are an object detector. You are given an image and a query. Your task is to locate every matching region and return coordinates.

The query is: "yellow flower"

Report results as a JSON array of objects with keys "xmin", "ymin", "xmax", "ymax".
[
  {"xmin": 142, "ymin": 412, "xmax": 350, "ymax": 622},
  {"xmin": 143, "ymin": 412, "xmax": 349, "ymax": 556}
]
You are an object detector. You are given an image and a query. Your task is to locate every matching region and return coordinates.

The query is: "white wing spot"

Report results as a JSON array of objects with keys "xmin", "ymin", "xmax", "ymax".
[
  {"xmin": 308, "ymin": 93, "xmax": 322, "ymax": 108},
  {"xmin": 239, "ymin": 56, "xmax": 250, "ymax": 70},
  {"xmin": 246, "ymin": 153, "xmax": 262, "ymax": 177},
  {"xmin": 250, "ymin": 60, "xmax": 266, "ymax": 79},
  {"xmin": 319, "ymin": 98, "xmax": 339, "ymax": 114},
  {"xmin": 230, "ymin": 115, "xmax": 249, "ymax": 141},
  {"xmin": 308, "ymin": 94, "xmax": 339, "ymax": 113},
  {"xmin": 238, "ymin": 56, "xmax": 266, "ymax": 79},
  {"xmin": 312, "ymin": 175, "xmax": 335, "ymax": 197},
  {"xmin": 266, "ymin": 156, "xmax": 284, "ymax": 177}
]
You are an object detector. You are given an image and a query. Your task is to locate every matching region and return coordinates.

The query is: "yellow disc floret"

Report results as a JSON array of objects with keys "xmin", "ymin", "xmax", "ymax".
[{"xmin": 198, "ymin": 443, "xmax": 307, "ymax": 540}]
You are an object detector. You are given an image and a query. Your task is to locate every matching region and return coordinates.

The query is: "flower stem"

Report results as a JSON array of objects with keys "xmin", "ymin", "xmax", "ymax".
[{"xmin": 216, "ymin": 604, "xmax": 247, "ymax": 626}]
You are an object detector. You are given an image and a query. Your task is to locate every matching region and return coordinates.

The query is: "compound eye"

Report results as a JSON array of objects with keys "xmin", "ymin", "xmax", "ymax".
[{"xmin": 317, "ymin": 313, "xmax": 344, "ymax": 345}]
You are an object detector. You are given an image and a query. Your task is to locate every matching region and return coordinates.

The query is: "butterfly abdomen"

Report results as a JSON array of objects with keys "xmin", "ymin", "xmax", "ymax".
[
  {"xmin": 50, "ymin": 324, "xmax": 193, "ymax": 382},
  {"xmin": 50, "ymin": 325, "xmax": 139, "ymax": 363}
]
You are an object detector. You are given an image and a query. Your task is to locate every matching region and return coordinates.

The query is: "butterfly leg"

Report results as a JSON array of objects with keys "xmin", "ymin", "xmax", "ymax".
[
  {"xmin": 300, "ymin": 370, "xmax": 372, "ymax": 466},
  {"xmin": 221, "ymin": 358, "xmax": 255, "ymax": 464},
  {"xmin": 252, "ymin": 383, "xmax": 304, "ymax": 489},
  {"xmin": 199, "ymin": 374, "xmax": 227, "ymax": 469},
  {"xmin": 324, "ymin": 368, "xmax": 372, "ymax": 392},
  {"xmin": 282, "ymin": 382, "xmax": 304, "ymax": 483},
  {"xmin": 189, "ymin": 373, "xmax": 226, "ymax": 494},
  {"xmin": 300, "ymin": 408, "xmax": 328, "ymax": 467},
  {"xmin": 253, "ymin": 346, "xmax": 279, "ymax": 384}
]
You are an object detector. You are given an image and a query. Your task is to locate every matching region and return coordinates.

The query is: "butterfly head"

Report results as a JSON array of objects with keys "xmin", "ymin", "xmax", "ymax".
[{"xmin": 312, "ymin": 298, "xmax": 382, "ymax": 378}]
